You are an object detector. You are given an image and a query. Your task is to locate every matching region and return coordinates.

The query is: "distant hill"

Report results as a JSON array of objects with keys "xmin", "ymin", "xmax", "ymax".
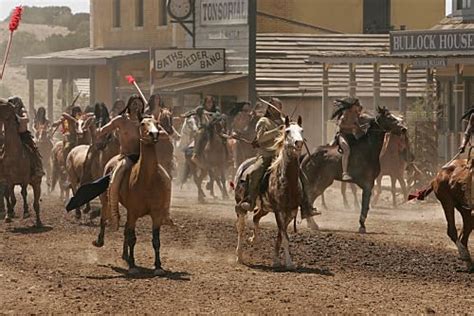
[
  {"xmin": 0, "ymin": 6, "xmax": 89, "ymax": 65},
  {"xmin": 0, "ymin": 22, "xmax": 70, "ymax": 43}
]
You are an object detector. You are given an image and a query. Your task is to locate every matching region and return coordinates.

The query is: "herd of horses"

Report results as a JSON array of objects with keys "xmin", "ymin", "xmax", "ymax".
[{"xmin": 0, "ymin": 99, "xmax": 472, "ymax": 274}]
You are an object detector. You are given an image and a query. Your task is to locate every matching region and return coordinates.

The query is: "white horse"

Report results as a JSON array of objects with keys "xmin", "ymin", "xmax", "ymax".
[{"xmin": 177, "ymin": 115, "xmax": 198, "ymax": 152}]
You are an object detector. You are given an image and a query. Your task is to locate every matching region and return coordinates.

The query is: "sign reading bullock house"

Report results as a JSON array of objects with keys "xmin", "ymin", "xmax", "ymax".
[
  {"xmin": 391, "ymin": 29, "xmax": 474, "ymax": 55},
  {"xmin": 155, "ymin": 49, "xmax": 225, "ymax": 72},
  {"xmin": 200, "ymin": 0, "xmax": 248, "ymax": 26}
]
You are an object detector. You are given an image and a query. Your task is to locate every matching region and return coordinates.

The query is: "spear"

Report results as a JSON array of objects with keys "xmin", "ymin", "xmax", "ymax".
[
  {"xmin": 126, "ymin": 75, "xmax": 148, "ymax": 106},
  {"xmin": 0, "ymin": 6, "xmax": 23, "ymax": 80}
]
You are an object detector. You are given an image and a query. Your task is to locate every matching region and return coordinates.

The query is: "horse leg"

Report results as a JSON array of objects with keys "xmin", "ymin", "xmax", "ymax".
[
  {"xmin": 341, "ymin": 182, "xmax": 350, "ymax": 209},
  {"xmin": 398, "ymin": 175, "xmax": 408, "ymax": 203},
  {"xmin": 359, "ymin": 186, "xmax": 373, "ymax": 234},
  {"xmin": 5, "ymin": 185, "xmax": 15, "ymax": 222},
  {"xmin": 152, "ymin": 223, "xmax": 165, "ymax": 276},
  {"xmin": 219, "ymin": 169, "xmax": 229, "ymax": 200},
  {"xmin": 456, "ymin": 208, "xmax": 473, "ymax": 271},
  {"xmin": 235, "ymin": 211, "xmax": 247, "ymax": 263},
  {"xmin": 390, "ymin": 175, "xmax": 398, "ymax": 208},
  {"xmin": 123, "ymin": 220, "xmax": 138, "ymax": 274},
  {"xmin": 32, "ymin": 182, "xmax": 42, "ymax": 227},
  {"xmin": 194, "ymin": 170, "xmax": 206, "ymax": 203},
  {"xmin": 273, "ymin": 212, "xmax": 283, "ymax": 268},
  {"xmin": 282, "ymin": 213, "xmax": 295, "ymax": 270},
  {"xmin": 351, "ymin": 183, "xmax": 360, "ymax": 210},
  {"xmin": 20, "ymin": 185, "xmax": 30, "ymax": 219},
  {"xmin": 249, "ymin": 207, "xmax": 268, "ymax": 245},
  {"xmin": 320, "ymin": 193, "xmax": 328, "ymax": 210},
  {"xmin": 372, "ymin": 175, "xmax": 382, "ymax": 207},
  {"xmin": 92, "ymin": 218, "xmax": 106, "ymax": 247}
]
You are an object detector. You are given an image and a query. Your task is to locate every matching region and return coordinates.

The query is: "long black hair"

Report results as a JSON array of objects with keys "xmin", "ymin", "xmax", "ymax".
[
  {"xmin": 147, "ymin": 93, "xmax": 164, "ymax": 113},
  {"xmin": 461, "ymin": 107, "xmax": 474, "ymax": 121},
  {"xmin": 34, "ymin": 106, "xmax": 47, "ymax": 125},
  {"xmin": 71, "ymin": 106, "xmax": 83, "ymax": 118},
  {"xmin": 94, "ymin": 102, "xmax": 110, "ymax": 127},
  {"xmin": 121, "ymin": 94, "xmax": 144, "ymax": 121},
  {"xmin": 7, "ymin": 96, "xmax": 25, "ymax": 114}
]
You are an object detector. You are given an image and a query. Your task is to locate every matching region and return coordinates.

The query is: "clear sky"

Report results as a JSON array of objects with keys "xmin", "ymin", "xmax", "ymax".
[{"xmin": 0, "ymin": 0, "xmax": 90, "ymax": 20}]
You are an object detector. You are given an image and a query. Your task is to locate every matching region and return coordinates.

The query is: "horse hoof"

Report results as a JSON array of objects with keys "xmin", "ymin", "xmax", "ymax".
[
  {"xmin": 92, "ymin": 240, "xmax": 104, "ymax": 248},
  {"xmin": 358, "ymin": 226, "xmax": 367, "ymax": 234},
  {"xmin": 4, "ymin": 217, "xmax": 12, "ymax": 223},
  {"xmin": 89, "ymin": 209, "xmax": 100, "ymax": 220},
  {"xmin": 23, "ymin": 212, "xmax": 31, "ymax": 219},
  {"xmin": 306, "ymin": 218, "xmax": 319, "ymax": 231},
  {"xmin": 154, "ymin": 268, "xmax": 166, "ymax": 277},
  {"xmin": 285, "ymin": 263, "xmax": 296, "ymax": 271},
  {"xmin": 247, "ymin": 237, "xmax": 256, "ymax": 245},
  {"xmin": 35, "ymin": 221, "xmax": 43, "ymax": 228},
  {"xmin": 469, "ymin": 265, "xmax": 474, "ymax": 274},
  {"xmin": 128, "ymin": 267, "xmax": 140, "ymax": 275}
]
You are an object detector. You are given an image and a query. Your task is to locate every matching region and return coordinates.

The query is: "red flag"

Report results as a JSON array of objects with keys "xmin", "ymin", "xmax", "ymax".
[
  {"xmin": 126, "ymin": 75, "xmax": 136, "ymax": 84},
  {"xmin": 9, "ymin": 6, "xmax": 23, "ymax": 32}
]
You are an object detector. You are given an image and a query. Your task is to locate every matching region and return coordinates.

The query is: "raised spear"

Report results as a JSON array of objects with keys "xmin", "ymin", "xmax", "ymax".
[{"xmin": 0, "ymin": 6, "xmax": 23, "ymax": 80}]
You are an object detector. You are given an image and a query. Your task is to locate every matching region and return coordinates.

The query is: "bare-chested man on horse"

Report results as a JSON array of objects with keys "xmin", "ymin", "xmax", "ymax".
[{"xmin": 96, "ymin": 95, "xmax": 144, "ymax": 230}]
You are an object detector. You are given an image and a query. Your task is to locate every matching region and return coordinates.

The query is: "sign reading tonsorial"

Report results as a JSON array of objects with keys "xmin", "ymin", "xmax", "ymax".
[
  {"xmin": 201, "ymin": 0, "xmax": 248, "ymax": 26},
  {"xmin": 155, "ymin": 49, "xmax": 225, "ymax": 72},
  {"xmin": 391, "ymin": 29, "xmax": 474, "ymax": 55}
]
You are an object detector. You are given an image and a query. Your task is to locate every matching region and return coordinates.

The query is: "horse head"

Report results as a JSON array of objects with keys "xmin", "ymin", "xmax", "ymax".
[
  {"xmin": 139, "ymin": 116, "xmax": 160, "ymax": 144},
  {"xmin": 283, "ymin": 116, "xmax": 304, "ymax": 157},
  {"xmin": 375, "ymin": 106, "xmax": 407, "ymax": 136},
  {"xmin": 0, "ymin": 100, "xmax": 17, "ymax": 122}
]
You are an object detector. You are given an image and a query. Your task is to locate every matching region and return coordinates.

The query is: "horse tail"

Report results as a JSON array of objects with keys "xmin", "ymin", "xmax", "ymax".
[{"xmin": 408, "ymin": 184, "xmax": 433, "ymax": 201}]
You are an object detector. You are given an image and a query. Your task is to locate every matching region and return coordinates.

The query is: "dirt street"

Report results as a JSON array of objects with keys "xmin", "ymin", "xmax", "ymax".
[{"xmin": 0, "ymin": 184, "xmax": 472, "ymax": 314}]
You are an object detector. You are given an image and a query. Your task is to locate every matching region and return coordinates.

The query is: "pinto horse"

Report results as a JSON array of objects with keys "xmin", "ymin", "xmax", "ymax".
[
  {"xmin": 301, "ymin": 107, "xmax": 407, "ymax": 233},
  {"xmin": 235, "ymin": 116, "xmax": 304, "ymax": 269}
]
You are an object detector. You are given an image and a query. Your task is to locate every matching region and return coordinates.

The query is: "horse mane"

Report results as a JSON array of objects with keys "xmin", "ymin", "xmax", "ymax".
[{"xmin": 268, "ymin": 127, "xmax": 286, "ymax": 173}]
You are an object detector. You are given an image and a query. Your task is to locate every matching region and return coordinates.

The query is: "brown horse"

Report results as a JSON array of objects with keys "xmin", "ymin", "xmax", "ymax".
[
  {"xmin": 372, "ymin": 132, "xmax": 412, "ymax": 207},
  {"xmin": 93, "ymin": 117, "xmax": 173, "ymax": 276},
  {"xmin": 0, "ymin": 100, "xmax": 43, "ymax": 226},
  {"xmin": 412, "ymin": 160, "xmax": 473, "ymax": 273},
  {"xmin": 185, "ymin": 114, "xmax": 229, "ymax": 202},
  {"xmin": 301, "ymin": 107, "xmax": 407, "ymax": 233},
  {"xmin": 235, "ymin": 117, "xmax": 304, "ymax": 269}
]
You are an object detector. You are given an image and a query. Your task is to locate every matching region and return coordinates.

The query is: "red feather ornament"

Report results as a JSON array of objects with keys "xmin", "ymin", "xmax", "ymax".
[{"xmin": 1, "ymin": 6, "xmax": 24, "ymax": 80}]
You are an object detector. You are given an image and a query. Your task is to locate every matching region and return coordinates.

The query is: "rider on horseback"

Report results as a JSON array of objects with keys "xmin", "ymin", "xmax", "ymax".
[
  {"xmin": 186, "ymin": 95, "xmax": 222, "ymax": 167},
  {"xmin": 239, "ymin": 97, "xmax": 318, "ymax": 219},
  {"xmin": 8, "ymin": 96, "xmax": 44, "ymax": 178},
  {"xmin": 33, "ymin": 107, "xmax": 51, "ymax": 139},
  {"xmin": 95, "ymin": 95, "xmax": 144, "ymax": 230},
  {"xmin": 332, "ymin": 97, "xmax": 363, "ymax": 181}
]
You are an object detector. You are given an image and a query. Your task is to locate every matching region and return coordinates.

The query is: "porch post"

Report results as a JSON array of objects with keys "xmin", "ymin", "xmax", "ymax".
[
  {"xmin": 425, "ymin": 68, "xmax": 434, "ymax": 111},
  {"xmin": 89, "ymin": 66, "xmax": 96, "ymax": 105},
  {"xmin": 454, "ymin": 64, "xmax": 464, "ymax": 133},
  {"xmin": 373, "ymin": 63, "xmax": 381, "ymax": 110},
  {"xmin": 47, "ymin": 66, "xmax": 53, "ymax": 122},
  {"xmin": 322, "ymin": 63, "xmax": 330, "ymax": 145},
  {"xmin": 399, "ymin": 63, "xmax": 408, "ymax": 116},
  {"xmin": 110, "ymin": 61, "xmax": 118, "ymax": 105},
  {"xmin": 349, "ymin": 63, "xmax": 356, "ymax": 97},
  {"xmin": 28, "ymin": 77, "xmax": 35, "ymax": 128}
]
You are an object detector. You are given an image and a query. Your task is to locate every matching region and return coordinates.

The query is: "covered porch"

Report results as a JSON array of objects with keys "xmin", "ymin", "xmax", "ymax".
[{"xmin": 23, "ymin": 48, "xmax": 148, "ymax": 120}]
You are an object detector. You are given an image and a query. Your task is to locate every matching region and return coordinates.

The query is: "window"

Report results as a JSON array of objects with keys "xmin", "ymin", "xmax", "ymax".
[
  {"xmin": 457, "ymin": 0, "xmax": 472, "ymax": 9},
  {"xmin": 136, "ymin": 0, "xmax": 144, "ymax": 27},
  {"xmin": 113, "ymin": 0, "xmax": 121, "ymax": 28},
  {"xmin": 363, "ymin": 0, "xmax": 391, "ymax": 34},
  {"xmin": 158, "ymin": 0, "xmax": 168, "ymax": 26}
]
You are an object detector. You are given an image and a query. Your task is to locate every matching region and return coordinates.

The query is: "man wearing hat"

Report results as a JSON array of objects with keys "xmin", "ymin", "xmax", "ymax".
[
  {"xmin": 332, "ymin": 97, "xmax": 363, "ymax": 181},
  {"xmin": 240, "ymin": 97, "xmax": 318, "ymax": 219}
]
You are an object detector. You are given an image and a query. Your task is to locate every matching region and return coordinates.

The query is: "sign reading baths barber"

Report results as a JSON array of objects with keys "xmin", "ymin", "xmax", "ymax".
[
  {"xmin": 391, "ymin": 29, "xmax": 474, "ymax": 55},
  {"xmin": 155, "ymin": 49, "xmax": 225, "ymax": 72},
  {"xmin": 201, "ymin": 0, "xmax": 248, "ymax": 26}
]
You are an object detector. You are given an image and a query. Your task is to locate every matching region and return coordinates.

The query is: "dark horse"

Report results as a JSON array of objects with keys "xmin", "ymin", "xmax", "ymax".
[{"xmin": 301, "ymin": 107, "xmax": 407, "ymax": 233}]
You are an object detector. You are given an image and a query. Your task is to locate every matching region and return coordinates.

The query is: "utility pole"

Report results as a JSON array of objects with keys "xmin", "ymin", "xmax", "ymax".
[{"xmin": 248, "ymin": 0, "xmax": 257, "ymax": 105}]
